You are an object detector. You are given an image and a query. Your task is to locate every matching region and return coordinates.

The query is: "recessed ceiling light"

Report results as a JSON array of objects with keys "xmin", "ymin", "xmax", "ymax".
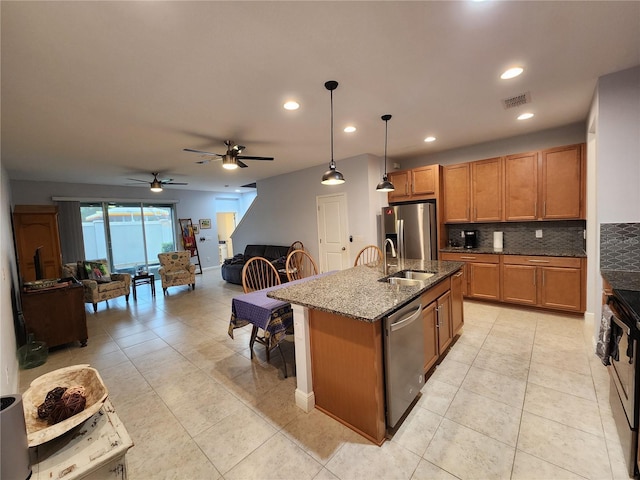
[
  {"xmin": 424, "ymin": 136, "xmax": 436, "ymax": 143},
  {"xmin": 501, "ymin": 67, "xmax": 524, "ymax": 80},
  {"xmin": 283, "ymin": 101, "xmax": 299, "ymax": 110},
  {"xmin": 517, "ymin": 112, "xmax": 534, "ymax": 120},
  {"xmin": 344, "ymin": 126, "xmax": 356, "ymax": 133}
]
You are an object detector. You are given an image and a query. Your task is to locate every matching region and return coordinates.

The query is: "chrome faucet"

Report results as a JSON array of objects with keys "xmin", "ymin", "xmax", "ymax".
[{"xmin": 383, "ymin": 238, "xmax": 397, "ymax": 276}]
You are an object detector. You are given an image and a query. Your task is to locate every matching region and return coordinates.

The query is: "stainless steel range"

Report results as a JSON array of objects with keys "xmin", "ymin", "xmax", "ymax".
[{"xmin": 606, "ymin": 287, "xmax": 640, "ymax": 477}]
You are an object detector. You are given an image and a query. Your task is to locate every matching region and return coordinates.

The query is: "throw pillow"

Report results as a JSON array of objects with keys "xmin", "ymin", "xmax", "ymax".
[
  {"xmin": 83, "ymin": 261, "xmax": 112, "ymax": 283},
  {"xmin": 76, "ymin": 261, "xmax": 87, "ymax": 280}
]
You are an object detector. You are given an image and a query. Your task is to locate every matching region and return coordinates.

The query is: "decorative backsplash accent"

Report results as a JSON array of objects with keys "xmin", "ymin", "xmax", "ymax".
[
  {"xmin": 447, "ymin": 221, "xmax": 586, "ymax": 252},
  {"xmin": 600, "ymin": 223, "xmax": 640, "ymax": 272}
]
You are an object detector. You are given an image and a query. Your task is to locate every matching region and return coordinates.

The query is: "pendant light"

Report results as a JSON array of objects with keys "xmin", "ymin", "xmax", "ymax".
[
  {"xmin": 321, "ymin": 80, "xmax": 345, "ymax": 185},
  {"xmin": 376, "ymin": 114, "xmax": 395, "ymax": 192}
]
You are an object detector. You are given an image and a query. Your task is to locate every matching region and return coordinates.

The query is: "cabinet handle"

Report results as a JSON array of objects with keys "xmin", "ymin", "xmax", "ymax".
[
  {"xmin": 533, "ymin": 270, "xmax": 536, "ymax": 286},
  {"xmin": 474, "ymin": 207, "xmax": 477, "ymax": 220},
  {"xmin": 454, "ymin": 271, "xmax": 463, "ymax": 278},
  {"xmin": 544, "ymin": 201, "xmax": 546, "ymax": 217},
  {"xmin": 527, "ymin": 259, "xmax": 550, "ymax": 263},
  {"xmin": 461, "ymin": 256, "xmax": 476, "ymax": 260},
  {"xmin": 542, "ymin": 271, "xmax": 545, "ymax": 286},
  {"xmin": 534, "ymin": 201, "xmax": 537, "ymax": 217}
]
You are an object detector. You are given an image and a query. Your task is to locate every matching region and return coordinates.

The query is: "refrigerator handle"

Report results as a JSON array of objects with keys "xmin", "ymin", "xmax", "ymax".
[{"xmin": 397, "ymin": 219, "xmax": 404, "ymax": 259}]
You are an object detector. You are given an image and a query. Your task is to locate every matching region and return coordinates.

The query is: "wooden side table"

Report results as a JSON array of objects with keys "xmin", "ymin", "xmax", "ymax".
[{"xmin": 132, "ymin": 273, "xmax": 155, "ymax": 300}]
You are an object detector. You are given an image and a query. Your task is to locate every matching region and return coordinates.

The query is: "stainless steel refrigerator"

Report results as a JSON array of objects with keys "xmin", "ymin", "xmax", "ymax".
[{"xmin": 381, "ymin": 202, "xmax": 437, "ymax": 262}]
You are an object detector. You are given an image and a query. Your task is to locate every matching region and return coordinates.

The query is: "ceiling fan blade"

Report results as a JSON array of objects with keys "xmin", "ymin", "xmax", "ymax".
[
  {"xmin": 236, "ymin": 155, "xmax": 274, "ymax": 161},
  {"xmin": 237, "ymin": 160, "xmax": 249, "ymax": 168},
  {"xmin": 183, "ymin": 148, "xmax": 223, "ymax": 157},
  {"xmin": 126, "ymin": 178, "xmax": 149, "ymax": 183},
  {"xmin": 165, "ymin": 182, "xmax": 189, "ymax": 185}
]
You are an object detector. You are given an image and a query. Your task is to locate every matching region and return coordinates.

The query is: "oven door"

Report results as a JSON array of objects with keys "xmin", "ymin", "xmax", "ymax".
[{"xmin": 609, "ymin": 312, "xmax": 637, "ymax": 429}]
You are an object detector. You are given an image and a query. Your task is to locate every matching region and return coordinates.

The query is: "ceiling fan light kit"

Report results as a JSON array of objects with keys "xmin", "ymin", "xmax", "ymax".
[
  {"xmin": 321, "ymin": 80, "xmax": 345, "ymax": 186},
  {"xmin": 127, "ymin": 172, "xmax": 188, "ymax": 192},
  {"xmin": 183, "ymin": 140, "xmax": 273, "ymax": 170},
  {"xmin": 376, "ymin": 114, "xmax": 395, "ymax": 193}
]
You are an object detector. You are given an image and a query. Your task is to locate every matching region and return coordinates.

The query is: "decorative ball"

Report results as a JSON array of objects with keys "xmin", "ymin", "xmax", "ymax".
[{"xmin": 37, "ymin": 386, "xmax": 67, "ymax": 419}]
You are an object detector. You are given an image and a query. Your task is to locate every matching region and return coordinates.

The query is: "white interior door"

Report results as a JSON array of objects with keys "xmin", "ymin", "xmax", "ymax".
[{"xmin": 317, "ymin": 193, "xmax": 349, "ymax": 272}]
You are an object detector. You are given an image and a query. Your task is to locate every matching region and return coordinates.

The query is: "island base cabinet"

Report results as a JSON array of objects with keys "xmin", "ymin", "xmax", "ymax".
[
  {"xmin": 450, "ymin": 268, "xmax": 464, "ymax": 335},
  {"xmin": 309, "ymin": 309, "xmax": 386, "ymax": 445},
  {"xmin": 422, "ymin": 279, "xmax": 453, "ymax": 374}
]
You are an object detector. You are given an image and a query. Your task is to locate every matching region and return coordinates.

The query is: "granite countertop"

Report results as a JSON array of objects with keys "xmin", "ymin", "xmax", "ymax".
[
  {"xmin": 267, "ymin": 259, "xmax": 464, "ymax": 322},
  {"xmin": 440, "ymin": 246, "xmax": 587, "ymax": 258},
  {"xmin": 601, "ymin": 270, "xmax": 640, "ymax": 292}
]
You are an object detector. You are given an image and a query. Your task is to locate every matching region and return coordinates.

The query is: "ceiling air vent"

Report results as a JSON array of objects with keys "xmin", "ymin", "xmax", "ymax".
[{"xmin": 502, "ymin": 91, "xmax": 532, "ymax": 109}]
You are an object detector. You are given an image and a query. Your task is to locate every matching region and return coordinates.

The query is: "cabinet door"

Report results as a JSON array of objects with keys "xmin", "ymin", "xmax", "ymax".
[
  {"xmin": 437, "ymin": 291, "xmax": 453, "ymax": 353},
  {"xmin": 504, "ymin": 152, "xmax": 538, "ymax": 221},
  {"xmin": 387, "ymin": 171, "xmax": 411, "ymax": 202},
  {"xmin": 450, "ymin": 269, "xmax": 464, "ymax": 335},
  {"xmin": 423, "ymin": 301, "xmax": 439, "ymax": 373},
  {"xmin": 502, "ymin": 264, "xmax": 537, "ymax": 305},
  {"xmin": 541, "ymin": 144, "xmax": 583, "ymax": 219},
  {"xmin": 468, "ymin": 263, "xmax": 500, "ymax": 300},
  {"xmin": 443, "ymin": 163, "xmax": 471, "ymax": 222},
  {"xmin": 412, "ymin": 165, "xmax": 437, "ymax": 196},
  {"xmin": 539, "ymin": 266, "xmax": 582, "ymax": 312},
  {"xmin": 472, "ymin": 157, "xmax": 502, "ymax": 222}
]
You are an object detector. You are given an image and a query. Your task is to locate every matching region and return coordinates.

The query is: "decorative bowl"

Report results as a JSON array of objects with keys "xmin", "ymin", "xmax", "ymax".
[
  {"xmin": 23, "ymin": 279, "xmax": 58, "ymax": 290},
  {"xmin": 22, "ymin": 364, "xmax": 108, "ymax": 446}
]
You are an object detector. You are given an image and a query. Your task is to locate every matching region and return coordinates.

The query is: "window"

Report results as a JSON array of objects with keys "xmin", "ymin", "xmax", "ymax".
[{"xmin": 81, "ymin": 203, "xmax": 176, "ymax": 275}]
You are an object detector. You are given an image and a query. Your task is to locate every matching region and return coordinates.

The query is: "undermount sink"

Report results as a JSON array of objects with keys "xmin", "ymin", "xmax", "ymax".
[
  {"xmin": 380, "ymin": 270, "xmax": 435, "ymax": 287},
  {"xmin": 385, "ymin": 277, "xmax": 425, "ymax": 287}
]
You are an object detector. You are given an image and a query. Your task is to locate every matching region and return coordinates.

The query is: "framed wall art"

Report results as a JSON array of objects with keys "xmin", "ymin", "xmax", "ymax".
[{"xmin": 199, "ymin": 218, "xmax": 211, "ymax": 229}]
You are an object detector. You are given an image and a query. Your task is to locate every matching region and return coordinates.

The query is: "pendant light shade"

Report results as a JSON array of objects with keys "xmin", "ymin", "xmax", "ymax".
[
  {"xmin": 321, "ymin": 80, "xmax": 345, "ymax": 185},
  {"xmin": 376, "ymin": 114, "xmax": 395, "ymax": 192}
]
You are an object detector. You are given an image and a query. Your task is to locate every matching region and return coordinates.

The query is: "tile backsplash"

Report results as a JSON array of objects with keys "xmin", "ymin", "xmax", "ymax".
[
  {"xmin": 447, "ymin": 221, "xmax": 586, "ymax": 252},
  {"xmin": 600, "ymin": 222, "xmax": 640, "ymax": 271}
]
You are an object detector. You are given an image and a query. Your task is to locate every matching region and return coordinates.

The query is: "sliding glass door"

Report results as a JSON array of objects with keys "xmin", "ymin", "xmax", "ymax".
[{"xmin": 81, "ymin": 203, "xmax": 176, "ymax": 274}]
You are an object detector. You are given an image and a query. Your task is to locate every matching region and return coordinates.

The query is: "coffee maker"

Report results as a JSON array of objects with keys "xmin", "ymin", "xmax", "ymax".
[{"xmin": 464, "ymin": 230, "xmax": 478, "ymax": 249}]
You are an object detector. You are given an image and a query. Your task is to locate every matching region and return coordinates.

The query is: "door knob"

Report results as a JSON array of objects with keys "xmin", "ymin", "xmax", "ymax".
[{"xmin": 342, "ymin": 247, "xmax": 346, "ymax": 251}]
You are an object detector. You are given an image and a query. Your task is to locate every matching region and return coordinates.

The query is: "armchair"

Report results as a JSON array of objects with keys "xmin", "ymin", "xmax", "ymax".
[
  {"xmin": 157, "ymin": 251, "xmax": 196, "ymax": 294},
  {"xmin": 62, "ymin": 259, "xmax": 131, "ymax": 313}
]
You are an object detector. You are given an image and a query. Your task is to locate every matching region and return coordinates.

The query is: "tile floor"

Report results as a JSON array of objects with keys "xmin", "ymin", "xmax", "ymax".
[{"xmin": 20, "ymin": 269, "xmax": 632, "ymax": 479}]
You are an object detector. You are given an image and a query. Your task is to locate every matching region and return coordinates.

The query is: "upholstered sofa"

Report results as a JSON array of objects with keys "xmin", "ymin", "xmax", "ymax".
[
  {"xmin": 157, "ymin": 251, "xmax": 196, "ymax": 293},
  {"xmin": 221, "ymin": 244, "xmax": 290, "ymax": 285},
  {"xmin": 62, "ymin": 259, "xmax": 131, "ymax": 312}
]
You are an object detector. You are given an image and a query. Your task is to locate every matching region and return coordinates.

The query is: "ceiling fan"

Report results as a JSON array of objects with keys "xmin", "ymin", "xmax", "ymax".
[
  {"xmin": 183, "ymin": 140, "xmax": 274, "ymax": 170},
  {"xmin": 126, "ymin": 172, "xmax": 188, "ymax": 192}
]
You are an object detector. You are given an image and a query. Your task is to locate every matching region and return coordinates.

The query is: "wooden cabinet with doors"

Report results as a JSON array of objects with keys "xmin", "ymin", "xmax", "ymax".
[
  {"xmin": 387, "ymin": 165, "xmax": 439, "ymax": 203},
  {"xmin": 422, "ymin": 277, "xmax": 453, "ymax": 373},
  {"xmin": 471, "ymin": 157, "xmax": 503, "ymax": 222},
  {"xmin": 541, "ymin": 144, "xmax": 584, "ymax": 220},
  {"xmin": 440, "ymin": 252, "xmax": 501, "ymax": 301},
  {"xmin": 443, "ymin": 163, "xmax": 471, "ymax": 222},
  {"xmin": 450, "ymin": 268, "xmax": 464, "ymax": 335},
  {"xmin": 443, "ymin": 158, "xmax": 502, "ymax": 223},
  {"xmin": 501, "ymin": 255, "xmax": 585, "ymax": 313},
  {"xmin": 504, "ymin": 144, "xmax": 584, "ymax": 221},
  {"xmin": 13, "ymin": 205, "xmax": 63, "ymax": 282},
  {"xmin": 504, "ymin": 151, "xmax": 539, "ymax": 221}
]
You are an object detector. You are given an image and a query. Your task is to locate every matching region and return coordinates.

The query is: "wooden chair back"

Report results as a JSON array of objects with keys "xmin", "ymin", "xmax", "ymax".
[
  {"xmin": 285, "ymin": 249, "xmax": 318, "ymax": 282},
  {"xmin": 354, "ymin": 245, "xmax": 383, "ymax": 267},
  {"xmin": 242, "ymin": 256, "xmax": 281, "ymax": 293},
  {"xmin": 289, "ymin": 241, "xmax": 304, "ymax": 253}
]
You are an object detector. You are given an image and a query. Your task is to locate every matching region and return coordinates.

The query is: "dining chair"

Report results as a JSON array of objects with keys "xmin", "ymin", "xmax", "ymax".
[
  {"xmin": 354, "ymin": 245, "xmax": 383, "ymax": 267},
  {"xmin": 289, "ymin": 240, "xmax": 304, "ymax": 254},
  {"xmin": 241, "ymin": 256, "xmax": 284, "ymax": 363},
  {"xmin": 285, "ymin": 249, "xmax": 319, "ymax": 282}
]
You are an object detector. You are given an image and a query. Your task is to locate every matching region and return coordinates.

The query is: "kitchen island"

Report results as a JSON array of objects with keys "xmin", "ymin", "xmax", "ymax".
[{"xmin": 268, "ymin": 259, "xmax": 463, "ymax": 444}]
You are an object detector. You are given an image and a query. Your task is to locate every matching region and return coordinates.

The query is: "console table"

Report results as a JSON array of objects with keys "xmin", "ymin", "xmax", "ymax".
[{"xmin": 21, "ymin": 283, "xmax": 88, "ymax": 348}]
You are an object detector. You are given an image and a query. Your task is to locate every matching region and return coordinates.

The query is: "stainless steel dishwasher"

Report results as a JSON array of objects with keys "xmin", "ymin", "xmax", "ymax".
[{"xmin": 384, "ymin": 296, "xmax": 425, "ymax": 428}]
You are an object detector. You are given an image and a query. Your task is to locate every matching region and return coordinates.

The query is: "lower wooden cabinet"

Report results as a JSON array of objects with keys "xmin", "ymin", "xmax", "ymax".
[
  {"xmin": 502, "ymin": 255, "xmax": 584, "ymax": 312},
  {"xmin": 422, "ymin": 278, "xmax": 454, "ymax": 373},
  {"xmin": 441, "ymin": 252, "xmax": 585, "ymax": 313},
  {"xmin": 440, "ymin": 252, "xmax": 500, "ymax": 301}
]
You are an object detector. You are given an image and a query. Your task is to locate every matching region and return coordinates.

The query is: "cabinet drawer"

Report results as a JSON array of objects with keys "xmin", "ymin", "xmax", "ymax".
[
  {"xmin": 440, "ymin": 252, "xmax": 500, "ymax": 264},
  {"xmin": 503, "ymin": 255, "xmax": 581, "ymax": 268}
]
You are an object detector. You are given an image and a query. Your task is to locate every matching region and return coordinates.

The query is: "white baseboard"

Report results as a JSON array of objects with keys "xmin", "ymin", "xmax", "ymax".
[{"xmin": 295, "ymin": 389, "xmax": 315, "ymax": 413}]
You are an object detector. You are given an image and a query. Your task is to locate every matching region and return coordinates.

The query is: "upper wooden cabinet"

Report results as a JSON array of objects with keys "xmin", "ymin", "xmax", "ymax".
[
  {"xmin": 504, "ymin": 151, "xmax": 539, "ymax": 221},
  {"xmin": 472, "ymin": 157, "xmax": 502, "ymax": 222},
  {"xmin": 443, "ymin": 163, "xmax": 471, "ymax": 222},
  {"xmin": 443, "ymin": 157, "xmax": 502, "ymax": 223},
  {"xmin": 13, "ymin": 205, "xmax": 63, "ymax": 282},
  {"xmin": 444, "ymin": 143, "xmax": 585, "ymax": 223},
  {"xmin": 541, "ymin": 144, "xmax": 584, "ymax": 220},
  {"xmin": 388, "ymin": 165, "xmax": 439, "ymax": 203}
]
